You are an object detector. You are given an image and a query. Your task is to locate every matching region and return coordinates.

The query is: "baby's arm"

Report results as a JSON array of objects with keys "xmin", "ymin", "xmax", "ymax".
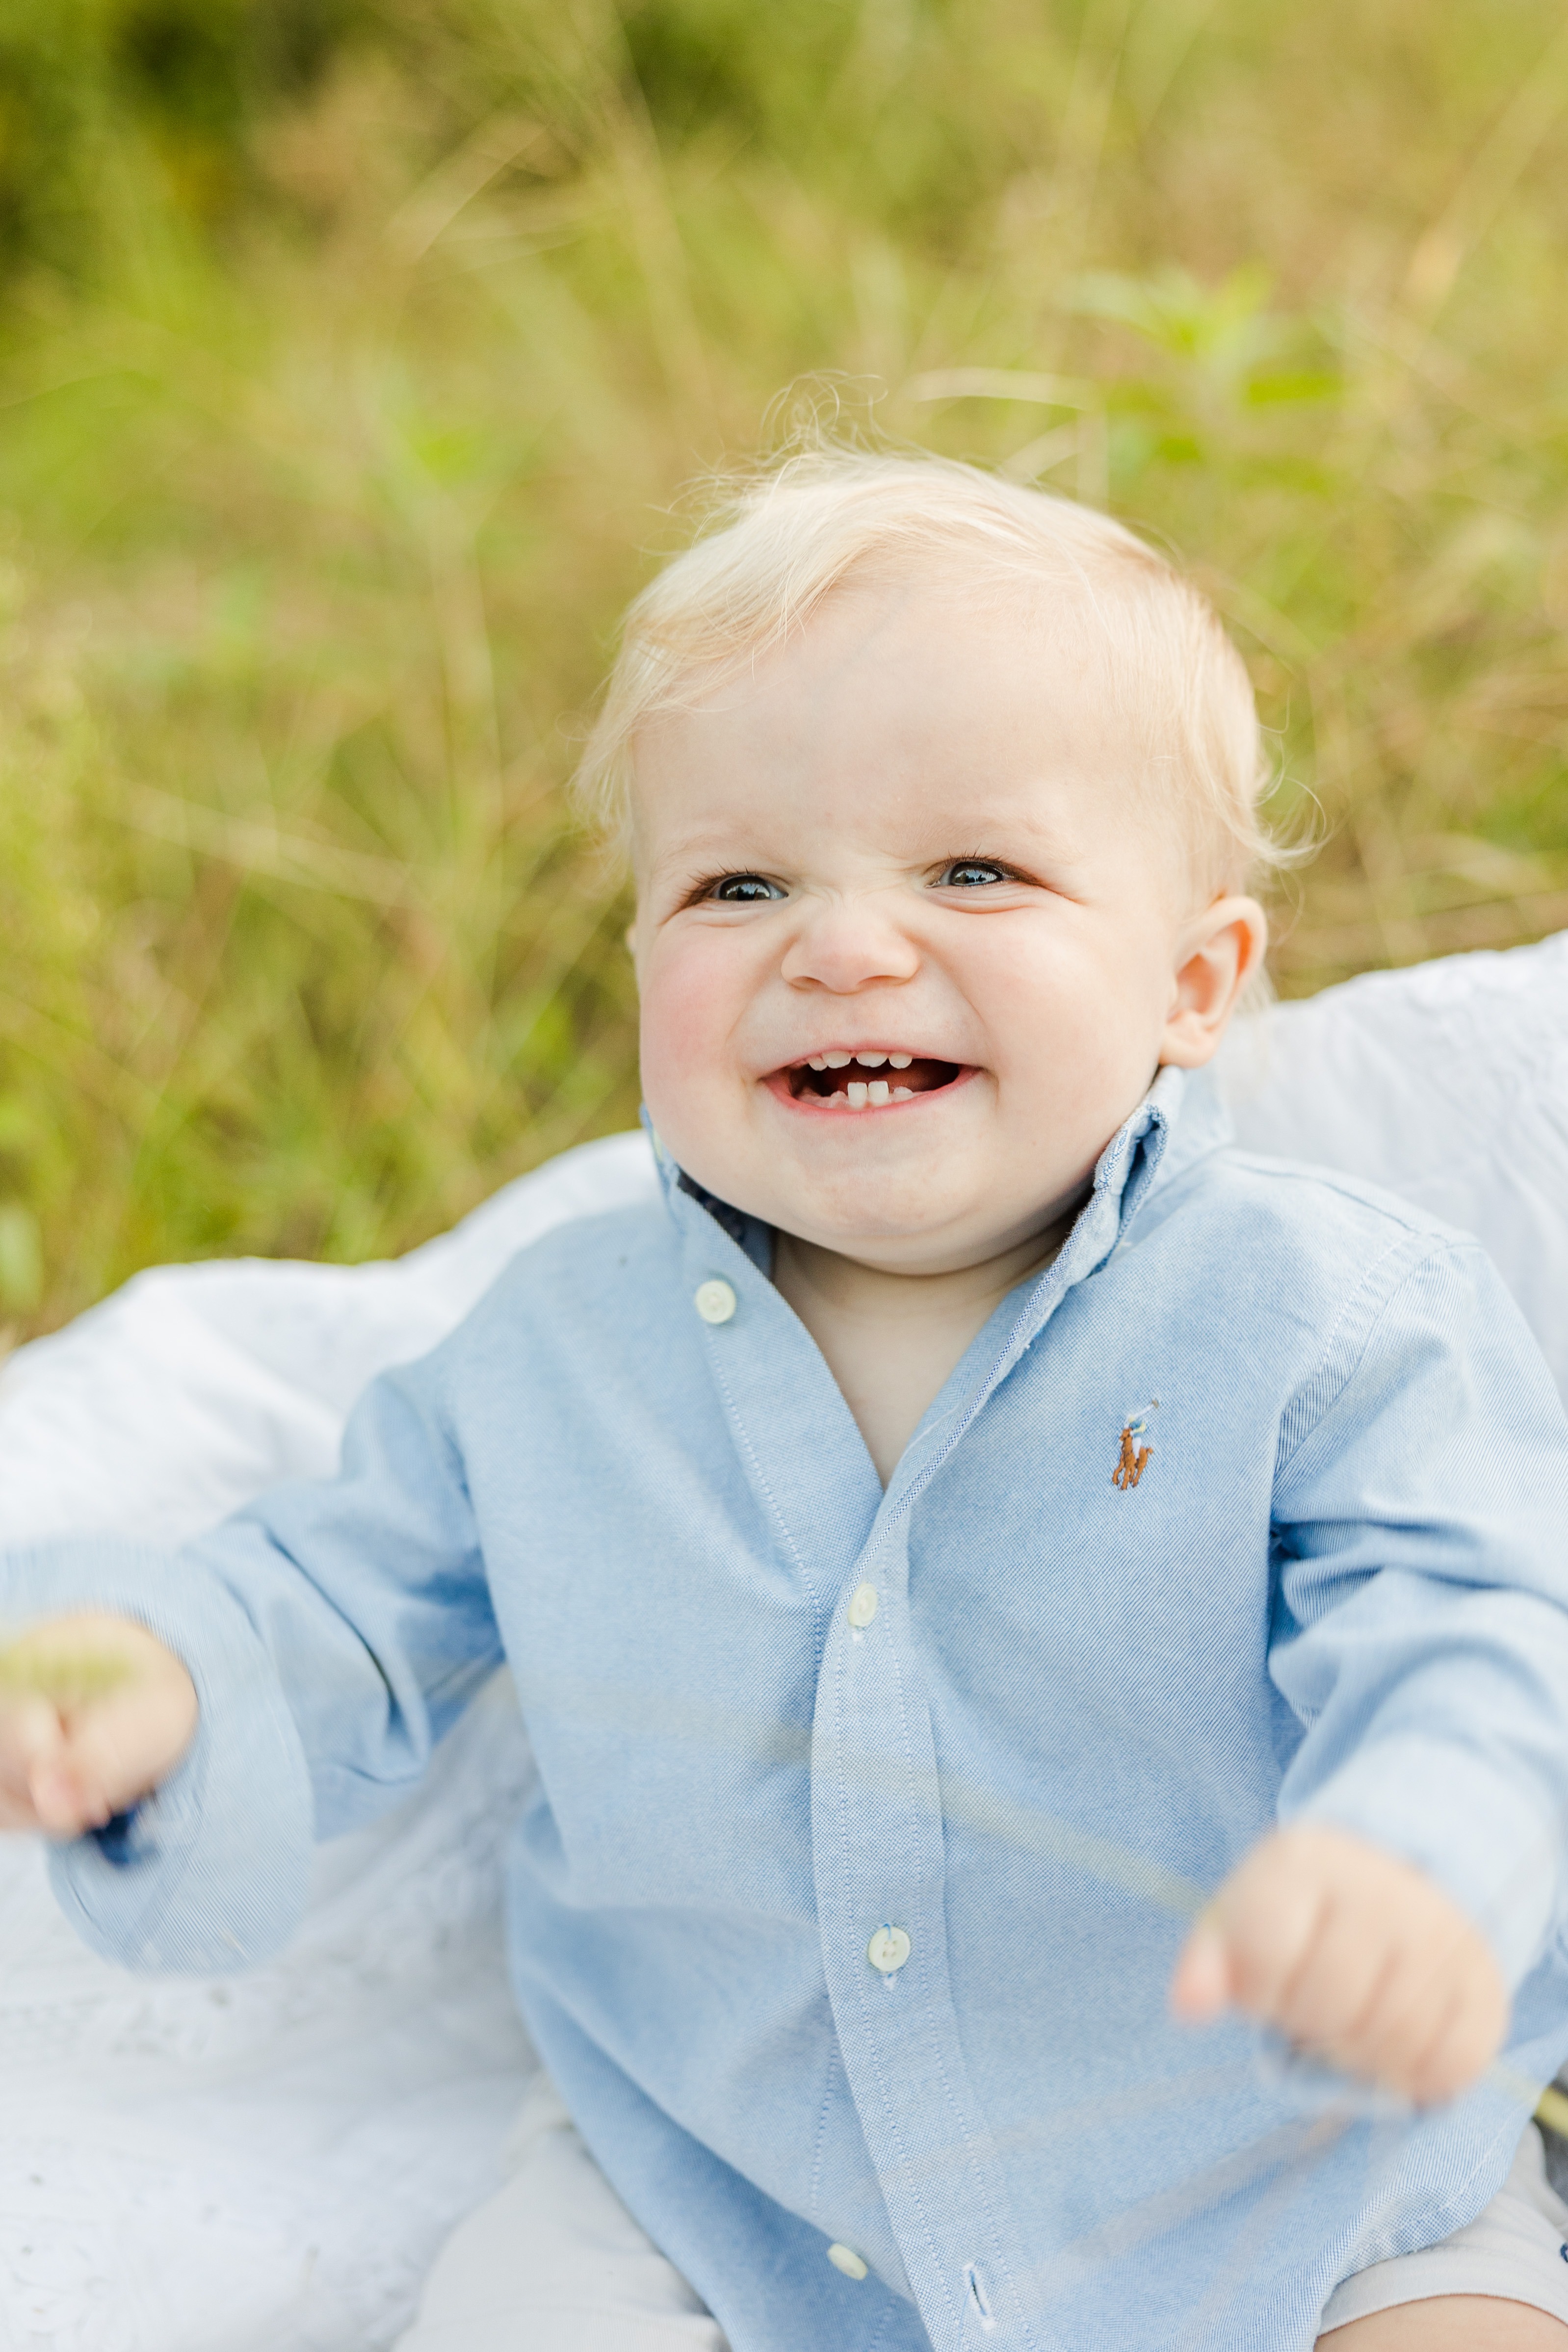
[
  {"xmin": 0, "ymin": 1323, "xmax": 501, "ymax": 1973},
  {"xmin": 0, "ymin": 1613, "xmax": 197, "ymax": 1837},
  {"xmin": 1170, "ymin": 1822, "xmax": 1507, "ymax": 2102},
  {"xmin": 1171, "ymin": 1232, "xmax": 1568, "ymax": 2106}
]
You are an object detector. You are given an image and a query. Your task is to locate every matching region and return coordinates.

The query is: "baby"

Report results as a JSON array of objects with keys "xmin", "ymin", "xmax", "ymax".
[{"xmin": 5, "ymin": 451, "xmax": 1568, "ymax": 2352}]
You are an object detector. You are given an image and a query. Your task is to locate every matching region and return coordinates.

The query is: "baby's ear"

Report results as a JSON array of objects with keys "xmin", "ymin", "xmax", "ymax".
[{"xmin": 1159, "ymin": 894, "xmax": 1268, "ymax": 1068}]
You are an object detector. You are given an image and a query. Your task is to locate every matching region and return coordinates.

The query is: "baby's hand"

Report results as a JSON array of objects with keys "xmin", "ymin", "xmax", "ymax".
[
  {"xmin": 1169, "ymin": 1823, "xmax": 1507, "ymax": 2104},
  {"xmin": 0, "ymin": 1613, "xmax": 198, "ymax": 1840}
]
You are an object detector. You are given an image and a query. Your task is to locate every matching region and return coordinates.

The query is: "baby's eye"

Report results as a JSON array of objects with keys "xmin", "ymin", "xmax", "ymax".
[
  {"xmin": 706, "ymin": 874, "xmax": 787, "ymax": 904},
  {"xmin": 936, "ymin": 859, "xmax": 1010, "ymax": 889}
]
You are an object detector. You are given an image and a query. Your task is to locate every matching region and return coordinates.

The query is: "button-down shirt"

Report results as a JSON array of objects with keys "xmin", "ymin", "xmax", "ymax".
[{"xmin": 13, "ymin": 1068, "xmax": 1568, "ymax": 2352}]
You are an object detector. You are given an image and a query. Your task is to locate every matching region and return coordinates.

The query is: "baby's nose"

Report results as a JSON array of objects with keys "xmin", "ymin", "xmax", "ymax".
[{"xmin": 779, "ymin": 898, "xmax": 920, "ymax": 991}]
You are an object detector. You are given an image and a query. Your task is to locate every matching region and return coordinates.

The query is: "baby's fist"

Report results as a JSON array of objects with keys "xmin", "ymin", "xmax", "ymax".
[
  {"xmin": 0, "ymin": 1613, "xmax": 198, "ymax": 1840},
  {"xmin": 1169, "ymin": 1823, "xmax": 1507, "ymax": 2105}
]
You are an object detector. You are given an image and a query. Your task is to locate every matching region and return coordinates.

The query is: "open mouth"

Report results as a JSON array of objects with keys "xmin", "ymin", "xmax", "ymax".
[{"xmin": 772, "ymin": 1048, "xmax": 968, "ymax": 1111}]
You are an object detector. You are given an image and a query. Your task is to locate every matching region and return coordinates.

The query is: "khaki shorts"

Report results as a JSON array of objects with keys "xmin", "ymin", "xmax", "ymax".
[
  {"xmin": 394, "ymin": 2077, "xmax": 1568, "ymax": 2351},
  {"xmin": 1319, "ymin": 2119, "xmax": 1568, "ymax": 2334}
]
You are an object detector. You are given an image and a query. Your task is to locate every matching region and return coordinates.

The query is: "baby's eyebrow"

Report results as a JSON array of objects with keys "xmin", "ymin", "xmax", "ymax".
[
  {"xmin": 646, "ymin": 802, "xmax": 1085, "ymax": 878},
  {"xmin": 655, "ymin": 840, "xmax": 783, "ymax": 879},
  {"xmin": 646, "ymin": 816, "xmax": 772, "ymax": 855}
]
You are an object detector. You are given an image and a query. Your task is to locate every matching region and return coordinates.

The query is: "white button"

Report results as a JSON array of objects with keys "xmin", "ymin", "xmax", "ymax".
[
  {"xmin": 694, "ymin": 1279, "xmax": 737, "ymax": 1325},
  {"xmin": 847, "ymin": 1584, "xmax": 879, "ymax": 1629},
  {"xmin": 867, "ymin": 1924, "xmax": 911, "ymax": 1974},
  {"xmin": 827, "ymin": 2243, "xmax": 868, "ymax": 2280}
]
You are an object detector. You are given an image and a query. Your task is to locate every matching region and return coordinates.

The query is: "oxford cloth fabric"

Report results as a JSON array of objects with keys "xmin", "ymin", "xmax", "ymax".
[
  {"xmin": 10, "ymin": 1066, "xmax": 1568, "ymax": 2352},
  {"xmin": 391, "ymin": 2110, "xmax": 1568, "ymax": 2352}
]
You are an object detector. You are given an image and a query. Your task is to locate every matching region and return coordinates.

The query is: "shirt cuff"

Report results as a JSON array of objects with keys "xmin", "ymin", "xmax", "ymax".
[
  {"xmin": 0, "ymin": 1537, "xmax": 315, "ymax": 1973},
  {"xmin": 1282, "ymin": 1735, "xmax": 1560, "ymax": 1987}
]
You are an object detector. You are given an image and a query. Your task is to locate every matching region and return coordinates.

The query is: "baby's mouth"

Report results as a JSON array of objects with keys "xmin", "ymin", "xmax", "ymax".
[{"xmin": 777, "ymin": 1049, "xmax": 965, "ymax": 1109}]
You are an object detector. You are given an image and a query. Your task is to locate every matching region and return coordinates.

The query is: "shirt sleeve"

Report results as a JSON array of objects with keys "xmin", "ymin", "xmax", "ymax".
[
  {"xmin": 1, "ymin": 1341, "xmax": 498, "ymax": 1976},
  {"xmin": 1269, "ymin": 1231, "xmax": 1568, "ymax": 1986}
]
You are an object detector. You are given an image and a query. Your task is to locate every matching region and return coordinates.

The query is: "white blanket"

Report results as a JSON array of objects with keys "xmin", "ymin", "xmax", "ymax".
[{"xmin": 1, "ymin": 933, "xmax": 1565, "ymax": 2352}]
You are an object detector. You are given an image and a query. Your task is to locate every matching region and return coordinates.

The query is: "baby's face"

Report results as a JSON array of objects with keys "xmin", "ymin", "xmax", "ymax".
[{"xmin": 631, "ymin": 579, "xmax": 1260, "ymax": 1276}]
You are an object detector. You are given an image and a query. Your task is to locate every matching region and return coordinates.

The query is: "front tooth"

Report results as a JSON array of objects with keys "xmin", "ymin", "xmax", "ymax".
[
  {"xmin": 854, "ymin": 1051, "xmax": 886, "ymax": 1069},
  {"xmin": 867, "ymin": 1079, "xmax": 890, "ymax": 1104},
  {"xmin": 808, "ymin": 1056, "xmax": 827, "ymax": 1071},
  {"xmin": 824, "ymin": 1051, "xmax": 852, "ymax": 1069},
  {"xmin": 891, "ymin": 1086, "xmax": 914, "ymax": 1099},
  {"xmin": 888, "ymin": 1053, "xmax": 912, "ymax": 1070},
  {"xmin": 845, "ymin": 1082, "xmax": 868, "ymax": 1108}
]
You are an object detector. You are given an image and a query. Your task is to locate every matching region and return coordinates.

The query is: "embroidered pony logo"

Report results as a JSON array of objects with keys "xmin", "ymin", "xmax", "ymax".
[{"xmin": 1112, "ymin": 1400, "xmax": 1158, "ymax": 1491}]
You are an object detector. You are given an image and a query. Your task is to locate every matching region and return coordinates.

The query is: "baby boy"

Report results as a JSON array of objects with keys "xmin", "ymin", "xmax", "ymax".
[{"xmin": 5, "ymin": 452, "xmax": 1568, "ymax": 2352}]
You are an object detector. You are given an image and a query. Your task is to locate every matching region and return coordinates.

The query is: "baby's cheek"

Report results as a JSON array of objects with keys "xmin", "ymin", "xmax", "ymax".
[{"xmin": 637, "ymin": 945, "xmax": 733, "ymax": 1140}]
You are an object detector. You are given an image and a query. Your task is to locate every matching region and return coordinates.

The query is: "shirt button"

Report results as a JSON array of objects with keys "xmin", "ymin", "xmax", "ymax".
[
  {"xmin": 827, "ymin": 2243, "xmax": 868, "ymax": 2280},
  {"xmin": 866, "ymin": 1924, "xmax": 911, "ymax": 1975},
  {"xmin": 693, "ymin": 1279, "xmax": 737, "ymax": 1325},
  {"xmin": 846, "ymin": 1584, "xmax": 879, "ymax": 1629}
]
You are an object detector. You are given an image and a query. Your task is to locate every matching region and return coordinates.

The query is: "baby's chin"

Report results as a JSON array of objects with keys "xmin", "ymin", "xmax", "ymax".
[
  {"xmin": 652, "ymin": 1080, "xmax": 1070, "ymax": 1263},
  {"xmin": 714, "ymin": 1155, "xmax": 1037, "ymax": 1271}
]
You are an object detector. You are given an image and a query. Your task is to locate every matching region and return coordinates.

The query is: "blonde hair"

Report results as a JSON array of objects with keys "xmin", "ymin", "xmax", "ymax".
[{"xmin": 575, "ymin": 446, "xmax": 1279, "ymax": 894}]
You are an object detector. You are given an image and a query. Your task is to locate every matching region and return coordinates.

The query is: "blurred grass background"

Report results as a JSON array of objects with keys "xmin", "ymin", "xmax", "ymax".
[{"xmin": 1, "ymin": 0, "xmax": 1567, "ymax": 1334}]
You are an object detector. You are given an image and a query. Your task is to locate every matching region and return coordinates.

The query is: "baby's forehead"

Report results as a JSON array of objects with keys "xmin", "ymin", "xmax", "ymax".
[
  {"xmin": 628, "ymin": 653, "xmax": 1203, "ymax": 907},
  {"xmin": 642, "ymin": 570, "xmax": 1139, "ymax": 745},
  {"xmin": 631, "ymin": 578, "xmax": 1155, "ymax": 813}
]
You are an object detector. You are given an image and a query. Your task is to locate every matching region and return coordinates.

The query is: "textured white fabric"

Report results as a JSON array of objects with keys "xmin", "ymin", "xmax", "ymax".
[
  {"xmin": 1221, "ymin": 929, "xmax": 1568, "ymax": 1401},
  {"xmin": 0, "ymin": 937, "xmax": 1564, "ymax": 2352},
  {"xmin": 0, "ymin": 1676, "xmax": 534, "ymax": 2352},
  {"xmin": 0, "ymin": 1131, "xmax": 661, "ymax": 1545}
]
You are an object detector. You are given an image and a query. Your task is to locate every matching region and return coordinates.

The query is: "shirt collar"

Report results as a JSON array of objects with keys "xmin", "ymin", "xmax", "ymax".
[{"xmin": 1143, "ymin": 1059, "xmax": 1233, "ymax": 1197}]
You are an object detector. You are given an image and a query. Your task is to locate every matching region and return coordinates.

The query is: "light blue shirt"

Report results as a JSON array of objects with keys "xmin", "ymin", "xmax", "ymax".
[{"xmin": 14, "ymin": 1067, "xmax": 1568, "ymax": 2352}]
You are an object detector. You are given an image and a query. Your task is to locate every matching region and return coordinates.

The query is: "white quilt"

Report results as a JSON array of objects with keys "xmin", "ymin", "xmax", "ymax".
[{"xmin": 1, "ymin": 933, "xmax": 1565, "ymax": 2352}]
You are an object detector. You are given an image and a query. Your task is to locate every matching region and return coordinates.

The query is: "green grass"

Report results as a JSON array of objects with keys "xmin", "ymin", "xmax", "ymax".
[{"xmin": 1, "ymin": 0, "xmax": 1567, "ymax": 1336}]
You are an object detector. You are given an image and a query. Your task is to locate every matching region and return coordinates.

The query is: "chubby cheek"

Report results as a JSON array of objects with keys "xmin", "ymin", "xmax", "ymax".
[
  {"xmin": 636, "ymin": 931, "xmax": 754, "ymax": 1159},
  {"xmin": 981, "ymin": 920, "xmax": 1171, "ymax": 1130}
]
